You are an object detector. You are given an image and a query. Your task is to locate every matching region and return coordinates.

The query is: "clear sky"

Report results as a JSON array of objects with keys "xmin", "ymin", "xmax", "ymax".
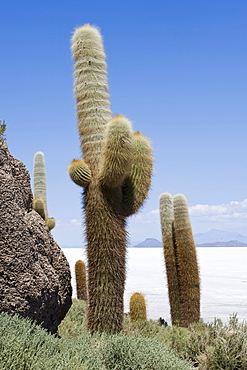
[{"xmin": 1, "ymin": 0, "xmax": 247, "ymax": 246}]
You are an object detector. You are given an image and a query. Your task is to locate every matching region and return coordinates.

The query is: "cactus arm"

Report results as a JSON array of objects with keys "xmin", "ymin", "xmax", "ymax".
[
  {"xmin": 33, "ymin": 198, "xmax": 46, "ymax": 220},
  {"xmin": 46, "ymin": 218, "xmax": 56, "ymax": 231},
  {"xmin": 122, "ymin": 132, "xmax": 153, "ymax": 217},
  {"xmin": 71, "ymin": 24, "xmax": 112, "ymax": 173},
  {"xmin": 173, "ymin": 193, "xmax": 200, "ymax": 327},
  {"xmin": 98, "ymin": 115, "xmax": 134, "ymax": 188},
  {"xmin": 159, "ymin": 192, "xmax": 181, "ymax": 326},
  {"xmin": 68, "ymin": 159, "xmax": 92, "ymax": 187}
]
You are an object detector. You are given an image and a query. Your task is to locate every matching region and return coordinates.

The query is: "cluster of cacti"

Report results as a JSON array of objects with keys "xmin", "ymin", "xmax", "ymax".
[
  {"xmin": 69, "ymin": 24, "xmax": 153, "ymax": 334},
  {"xmin": 75, "ymin": 260, "xmax": 87, "ymax": 300},
  {"xmin": 159, "ymin": 192, "xmax": 200, "ymax": 327},
  {"xmin": 129, "ymin": 293, "xmax": 147, "ymax": 322},
  {"xmin": 33, "ymin": 151, "xmax": 56, "ymax": 231}
]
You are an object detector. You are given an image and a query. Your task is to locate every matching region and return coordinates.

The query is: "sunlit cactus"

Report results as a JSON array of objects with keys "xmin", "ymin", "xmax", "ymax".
[
  {"xmin": 159, "ymin": 192, "xmax": 180, "ymax": 326},
  {"xmin": 129, "ymin": 293, "xmax": 147, "ymax": 322},
  {"xmin": 33, "ymin": 151, "xmax": 56, "ymax": 231},
  {"xmin": 69, "ymin": 24, "xmax": 153, "ymax": 334},
  {"xmin": 159, "ymin": 192, "xmax": 200, "ymax": 327},
  {"xmin": 68, "ymin": 159, "xmax": 91, "ymax": 187},
  {"xmin": 75, "ymin": 260, "xmax": 87, "ymax": 300}
]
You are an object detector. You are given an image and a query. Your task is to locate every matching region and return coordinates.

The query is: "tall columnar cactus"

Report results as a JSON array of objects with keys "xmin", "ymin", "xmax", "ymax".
[
  {"xmin": 69, "ymin": 24, "xmax": 153, "ymax": 334},
  {"xmin": 33, "ymin": 151, "xmax": 56, "ymax": 231},
  {"xmin": 129, "ymin": 293, "xmax": 147, "ymax": 322},
  {"xmin": 159, "ymin": 192, "xmax": 200, "ymax": 327},
  {"xmin": 159, "ymin": 192, "xmax": 181, "ymax": 326},
  {"xmin": 75, "ymin": 260, "xmax": 88, "ymax": 300}
]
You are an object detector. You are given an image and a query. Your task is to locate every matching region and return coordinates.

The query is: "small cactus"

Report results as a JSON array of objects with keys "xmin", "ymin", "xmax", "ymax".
[
  {"xmin": 33, "ymin": 151, "xmax": 56, "ymax": 231},
  {"xmin": 75, "ymin": 260, "xmax": 87, "ymax": 300},
  {"xmin": 129, "ymin": 293, "xmax": 147, "ymax": 322}
]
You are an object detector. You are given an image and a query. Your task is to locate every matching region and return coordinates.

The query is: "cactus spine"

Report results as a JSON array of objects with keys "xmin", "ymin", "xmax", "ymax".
[
  {"xmin": 159, "ymin": 192, "xmax": 200, "ymax": 327},
  {"xmin": 75, "ymin": 260, "xmax": 87, "ymax": 300},
  {"xmin": 33, "ymin": 151, "xmax": 56, "ymax": 231},
  {"xmin": 129, "ymin": 293, "xmax": 147, "ymax": 322},
  {"xmin": 69, "ymin": 24, "xmax": 153, "ymax": 334}
]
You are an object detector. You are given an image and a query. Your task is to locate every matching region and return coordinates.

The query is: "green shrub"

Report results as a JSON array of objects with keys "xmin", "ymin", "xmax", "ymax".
[
  {"xmin": 0, "ymin": 311, "xmax": 96, "ymax": 369},
  {"xmin": 157, "ymin": 315, "xmax": 247, "ymax": 369},
  {"xmin": 0, "ymin": 305, "xmax": 192, "ymax": 370},
  {"xmin": 3, "ymin": 299, "xmax": 245, "ymax": 369},
  {"xmin": 123, "ymin": 315, "xmax": 163, "ymax": 338},
  {"xmin": 100, "ymin": 334, "xmax": 193, "ymax": 369},
  {"xmin": 58, "ymin": 298, "xmax": 88, "ymax": 338}
]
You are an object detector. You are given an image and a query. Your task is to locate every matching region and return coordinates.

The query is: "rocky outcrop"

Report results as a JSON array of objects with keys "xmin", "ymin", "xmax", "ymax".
[{"xmin": 0, "ymin": 141, "xmax": 72, "ymax": 334}]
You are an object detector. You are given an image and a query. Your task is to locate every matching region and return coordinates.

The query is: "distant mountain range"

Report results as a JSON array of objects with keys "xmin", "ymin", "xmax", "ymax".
[
  {"xmin": 193, "ymin": 229, "xmax": 247, "ymax": 244},
  {"xmin": 132, "ymin": 238, "xmax": 162, "ymax": 248},
  {"xmin": 197, "ymin": 240, "xmax": 247, "ymax": 248},
  {"xmin": 130, "ymin": 229, "xmax": 247, "ymax": 248},
  {"xmin": 61, "ymin": 229, "xmax": 247, "ymax": 249}
]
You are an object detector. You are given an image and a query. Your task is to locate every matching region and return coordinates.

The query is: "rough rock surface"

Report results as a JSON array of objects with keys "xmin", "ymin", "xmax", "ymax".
[{"xmin": 0, "ymin": 141, "xmax": 72, "ymax": 333}]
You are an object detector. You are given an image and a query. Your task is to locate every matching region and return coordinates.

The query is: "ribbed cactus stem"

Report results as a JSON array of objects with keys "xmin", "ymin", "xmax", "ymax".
[
  {"xmin": 122, "ymin": 132, "xmax": 153, "ymax": 216},
  {"xmin": 70, "ymin": 24, "xmax": 153, "ymax": 334},
  {"xmin": 33, "ymin": 151, "xmax": 56, "ymax": 231},
  {"xmin": 46, "ymin": 218, "xmax": 56, "ymax": 231},
  {"xmin": 99, "ymin": 115, "xmax": 134, "ymax": 188},
  {"xmin": 71, "ymin": 24, "xmax": 112, "ymax": 173},
  {"xmin": 129, "ymin": 293, "xmax": 147, "ymax": 322},
  {"xmin": 159, "ymin": 192, "xmax": 181, "ymax": 326},
  {"xmin": 75, "ymin": 260, "xmax": 87, "ymax": 300},
  {"xmin": 173, "ymin": 193, "xmax": 200, "ymax": 327},
  {"xmin": 33, "ymin": 198, "xmax": 46, "ymax": 220},
  {"xmin": 33, "ymin": 151, "xmax": 48, "ymax": 219}
]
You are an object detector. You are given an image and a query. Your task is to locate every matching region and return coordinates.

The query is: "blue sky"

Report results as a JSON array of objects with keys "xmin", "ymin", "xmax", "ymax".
[{"xmin": 1, "ymin": 1, "xmax": 247, "ymax": 246}]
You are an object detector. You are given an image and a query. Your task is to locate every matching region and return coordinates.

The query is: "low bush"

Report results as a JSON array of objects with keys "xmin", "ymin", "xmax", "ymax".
[
  {"xmin": 0, "ymin": 301, "xmax": 193, "ymax": 370},
  {"xmin": 0, "ymin": 311, "xmax": 89, "ymax": 369},
  {"xmin": 153, "ymin": 314, "xmax": 247, "ymax": 369},
  {"xmin": 100, "ymin": 334, "xmax": 192, "ymax": 369},
  {"xmin": 3, "ymin": 299, "xmax": 245, "ymax": 369}
]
